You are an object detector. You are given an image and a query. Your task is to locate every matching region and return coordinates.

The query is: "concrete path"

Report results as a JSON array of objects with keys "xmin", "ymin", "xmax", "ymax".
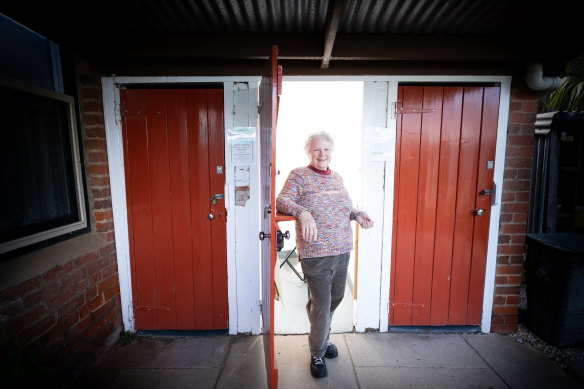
[{"xmin": 75, "ymin": 332, "xmax": 584, "ymax": 389}]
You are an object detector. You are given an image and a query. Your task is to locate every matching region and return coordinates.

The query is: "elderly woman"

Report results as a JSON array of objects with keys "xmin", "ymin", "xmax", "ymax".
[{"xmin": 276, "ymin": 131, "xmax": 374, "ymax": 378}]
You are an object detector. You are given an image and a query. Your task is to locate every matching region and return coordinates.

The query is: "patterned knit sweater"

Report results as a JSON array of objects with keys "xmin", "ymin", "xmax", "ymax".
[{"xmin": 276, "ymin": 166, "xmax": 361, "ymax": 259}]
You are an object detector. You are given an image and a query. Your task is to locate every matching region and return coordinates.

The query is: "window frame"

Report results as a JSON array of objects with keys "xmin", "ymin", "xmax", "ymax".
[{"xmin": 0, "ymin": 77, "xmax": 87, "ymax": 254}]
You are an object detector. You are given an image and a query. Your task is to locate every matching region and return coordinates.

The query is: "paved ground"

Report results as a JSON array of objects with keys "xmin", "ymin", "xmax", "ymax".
[{"xmin": 74, "ymin": 332, "xmax": 584, "ymax": 389}]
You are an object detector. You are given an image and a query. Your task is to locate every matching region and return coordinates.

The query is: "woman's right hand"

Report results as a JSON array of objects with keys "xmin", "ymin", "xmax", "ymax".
[{"xmin": 299, "ymin": 210, "xmax": 318, "ymax": 242}]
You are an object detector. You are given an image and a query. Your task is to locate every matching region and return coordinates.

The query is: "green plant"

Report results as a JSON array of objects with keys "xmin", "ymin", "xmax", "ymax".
[
  {"xmin": 539, "ymin": 55, "xmax": 584, "ymax": 112},
  {"xmin": 0, "ymin": 344, "xmax": 55, "ymax": 389},
  {"xmin": 118, "ymin": 330, "xmax": 136, "ymax": 346}
]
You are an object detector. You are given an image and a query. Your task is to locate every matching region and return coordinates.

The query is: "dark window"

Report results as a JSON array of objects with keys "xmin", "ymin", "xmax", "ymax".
[{"xmin": 0, "ymin": 81, "xmax": 86, "ymax": 254}]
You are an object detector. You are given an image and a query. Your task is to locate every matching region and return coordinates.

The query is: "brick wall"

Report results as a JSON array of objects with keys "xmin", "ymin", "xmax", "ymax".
[
  {"xmin": 0, "ymin": 57, "xmax": 122, "ymax": 382},
  {"xmin": 491, "ymin": 78, "xmax": 547, "ymax": 333}
]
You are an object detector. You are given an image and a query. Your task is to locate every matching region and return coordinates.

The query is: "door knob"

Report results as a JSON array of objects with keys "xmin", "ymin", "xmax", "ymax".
[
  {"xmin": 259, "ymin": 231, "xmax": 271, "ymax": 241},
  {"xmin": 208, "ymin": 213, "xmax": 214, "ymax": 220},
  {"xmin": 473, "ymin": 209, "xmax": 485, "ymax": 216}
]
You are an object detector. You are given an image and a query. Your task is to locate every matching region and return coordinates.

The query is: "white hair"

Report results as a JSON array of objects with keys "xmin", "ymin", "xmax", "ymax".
[{"xmin": 304, "ymin": 131, "xmax": 335, "ymax": 154}]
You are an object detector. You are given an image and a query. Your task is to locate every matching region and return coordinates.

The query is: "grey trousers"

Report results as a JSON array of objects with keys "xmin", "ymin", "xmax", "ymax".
[{"xmin": 299, "ymin": 252, "xmax": 350, "ymax": 357}]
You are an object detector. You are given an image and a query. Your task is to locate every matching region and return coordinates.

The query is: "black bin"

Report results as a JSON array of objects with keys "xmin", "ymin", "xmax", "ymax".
[{"xmin": 525, "ymin": 233, "xmax": 584, "ymax": 348}]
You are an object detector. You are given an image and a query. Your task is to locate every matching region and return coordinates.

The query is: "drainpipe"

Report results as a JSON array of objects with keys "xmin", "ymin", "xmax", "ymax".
[{"xmin": 526, "ymin": 62, "xmax": 563, "ymax": 91}]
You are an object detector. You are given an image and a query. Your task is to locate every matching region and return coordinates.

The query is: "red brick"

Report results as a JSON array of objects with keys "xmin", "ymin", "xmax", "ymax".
[
  {"xmin": 515, "ymin": 192, "xmax": 531, "ymax": 202},
  {"xmin": 100, "ymin": 242, "xmax": 116, "ymax": 256},
  {"xmin": 492, "ymin": 305, "xmax": 519, "ymax": 315},
  {"xmin": 0, "ymin": 277, "xmax": 42, "ymax": 303},
  {"xmin": 511, "ymin": 235, "xmax": 526, "ymax": 245},
  {"xmin": 93, "ymin": 199, "xmax": 112, "ymax": 210},
  {"xmin": 498, "ymin": 235, "xmax": 511, "ymax": 244},
  {"xmin": 498, "ymin": 214, "xmax": 513, "ymax": 224},
  {"xmin": 91, "ymin": 187, "xmax": 111, "ymax": 199},
  {"xmin": 94, "ymin": 210, "xmax": 113, "ymax": 222},
  {"xmin": 512, "ymin": 214, "xmax": 528, "ymax": 224},
  {"xmin": 506, "ymin": 295, "xmax": 520, "ymax": 305},
  {"xmin": 509, "ymin": 112, "xmax": 536, "ymax": 124},
  {"xmin": 492, "ymin": 325, "xmax": 518, "ymax": 334},
  {"xmin": 523, "ymin": 101, "xmax": 538, "ymax": 113},
  {"xmin": 90, "ymin": 176, "xmax": 111, "ymax": 187},
  {"xmin": 88, "ymin": 255, "xmax": 109, "ymax": 275},
  {"xmin": 497, "ymin": 244, "xmax": 525, "ymax": 255},
  {"xmin": 505, "ymin": 315, "xmax": 520, "ymax": 325},
  {"xmin": 502, "ymin": 181, "xmax": 531, "ymax": 192},
  {"xmin": 74, "ymin": 251, "xmax": 98, "ymax": 268},
  {"xmin": 60, "ymin": 268, "xmax": 87, "ymax": 292},
  {"xmin": 500, "ymin": 224, "xmax": 527, "ymax": 234},
  {"xmin": 19, "ymin": 313, "xmax": 56, "ymax": 346},
  {"xmin": 103, "ymin": 284, "xmax": 120, "ymax": 302},
  {"xmin": 508, "ymin": 101, "xmax": 522, "ymax": 111},
  {"xmin": 505, "ymin": 157, "xmax": 532, "ymax": 169},
  {"xmin": 80, "ymin": 295, "xmax": 104, "ymax": 320},
  {"xmin": 57, "ymin": 294, "xmax": 85, "ymax": 318},
  {"xmin": 88, "ymin": 164, "xmax": 110, "ymax": 175},
  {"xmin": 99, "ymin": 231, "xmax": 116, "ymax": 243},
  {"xmin": 5, "ymin": 305, "xmax": 45, "ymax": 335},
  {"xmin": 494, "ymin": 285, "xmax": 520, "ymax": 296},
  {"xmin": 85, "ymin": 127, "xmax": 106, "ymax": 139},
  {"xmin": 68, "ymin": 316, "xmax": 92, "ymax": 343},
  {"xmin": 23, "ymin": 281, "xmax": 58, "ymax": 307},
  {"xmin": 102, "ymin": 263, "xmax": 117, "ymax": 279},
  {"xmin": 496, "ymin": 264, "xmax": 523, "ymax": 275},
  {"xmin": 85, "ymin": 139, "xmax": 107, "ymax": 151},
  {"xmin": 491, "ymin": 314, "xmax": 505, "ymax": 325},
  {"xmin": 95, "ymin": 221, "xmax": 114, "ymax": 232},
  {"xmin": 92, "ymin": 298, "xmax": 115, "ymax": 321},
  {"xmin": 519, "ymin": 147, "xmax": 534, "ymax": 157},
  {"xmin": 508, "ymin": 275, "xmax": 523, "ymax": 285},
  {"xmin": 49, "ymin": 311, "xmax": 79, "ymax": 340},
  {"xmin": 98, "ymin": 275, "xmax": 119, "ymax": 294},
  {"xmin": 88, "ymin": 151, "xmax": 108, "ymax": 163},
  {"xmin": 501, "ymin": 193, "xmax": 515, "ymax": 203}
]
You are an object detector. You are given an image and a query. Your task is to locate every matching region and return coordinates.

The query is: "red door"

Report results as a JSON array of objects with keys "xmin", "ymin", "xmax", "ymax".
[
  {"xmin": 259, "ymin": 46, "xmax": 281, "ymax": 389},
  {"xmin": 121, "ymin": 89, "xmax": 228, "ymax": 330},
  {"xmin": 390, "ymin": 86, "xmax": 500, "ymax": 326}
]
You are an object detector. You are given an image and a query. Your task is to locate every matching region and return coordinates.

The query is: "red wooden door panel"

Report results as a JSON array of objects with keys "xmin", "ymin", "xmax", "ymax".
[
  {"xmin": 389, "ymin": 85, "xmax": 500, "ymax": 326},
  {"xmin": 121, "ymin": 88, "xmax": 227, "ymax": 331},
  {"xmin": 260, "ymin": 45, "xmax": 280, "ymax": 389}
]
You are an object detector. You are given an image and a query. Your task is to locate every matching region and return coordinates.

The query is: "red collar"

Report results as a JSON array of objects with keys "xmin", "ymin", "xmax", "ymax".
[{"xmin": 307, "ymin": 165, "xmax": 331, "ymax": 175}]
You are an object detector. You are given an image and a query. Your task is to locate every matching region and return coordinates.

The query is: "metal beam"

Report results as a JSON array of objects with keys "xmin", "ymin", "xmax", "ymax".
[{"xmin": 321, "ymin": 0, "xmax": 344, "ymax": 69}]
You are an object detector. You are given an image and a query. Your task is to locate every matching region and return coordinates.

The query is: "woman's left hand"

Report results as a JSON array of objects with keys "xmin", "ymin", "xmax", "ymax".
[{"xmin": 356, "ymin": 212, "xmax": 374, "ymax": 229}]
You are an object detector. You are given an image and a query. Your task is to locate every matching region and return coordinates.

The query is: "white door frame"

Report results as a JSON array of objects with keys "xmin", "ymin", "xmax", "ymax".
[
  {"xmin": 102, "ymin": 74, "xmax": 510, "ymax": 334},
  {"xmin": 102, "ymin": 76, "xmax": 261, "ymax": 333},
  {"xmin": 285, "ymin": 75, "xmax": 510, "ymax": 334}
]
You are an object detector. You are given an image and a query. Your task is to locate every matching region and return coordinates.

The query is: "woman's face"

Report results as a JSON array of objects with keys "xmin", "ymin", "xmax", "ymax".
[{"xmin": 308, "ymin": 137, "xmax": 332, "ymax": 171}]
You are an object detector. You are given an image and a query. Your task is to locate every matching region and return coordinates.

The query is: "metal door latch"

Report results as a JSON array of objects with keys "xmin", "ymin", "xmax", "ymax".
[
  {"xmin": 259, "ymin": 231, "xmax": 271, "ymax": 241},
  {"xmin": 479, "ymin": 189, "xmax": 492, "ymax": 196},
  {"xmin": 210, "ymin": 194, "xmax": 224, "ymax": 204},
  {"xmin": 473, "ymin": 209, "xmax": 485, "ymax": 216}
]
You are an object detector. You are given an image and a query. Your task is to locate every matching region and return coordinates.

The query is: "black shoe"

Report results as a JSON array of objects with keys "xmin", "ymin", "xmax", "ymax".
[
  {"xmin": 310, "ymin": 356, "xmax": 327, "ymax": 378},
  {"xmin": 324, "ymin": 342, "xmax": 338, "ymax": 359}
]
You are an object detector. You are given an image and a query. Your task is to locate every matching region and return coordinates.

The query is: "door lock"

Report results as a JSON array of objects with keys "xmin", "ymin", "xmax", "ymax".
[
  {"xmin": 210, "ymin": 194, "xmax": 224, "ymax": 205},
  {"xmin": 473, "ymin": 209, "xmax": 485, "ymax": 216},
  {"xmin": 208, "ymin": 213, "xmax": 214, "ymax": 220},
  {"xmin": 259, "ymin": 231, "xmax": 271, "ymax": 241},
  {"xmin": 479, "ymin": 189, "xmax": 492, "ymax": 196}
]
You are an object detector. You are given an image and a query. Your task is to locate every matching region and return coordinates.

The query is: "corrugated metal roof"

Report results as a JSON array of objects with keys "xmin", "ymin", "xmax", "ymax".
[{"xmin": 104, "ymin": 0, "xmax": 550, "ymax": 36}]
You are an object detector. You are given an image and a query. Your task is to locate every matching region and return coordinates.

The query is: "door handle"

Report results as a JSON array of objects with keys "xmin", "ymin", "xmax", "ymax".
[
  {"xmin": 259, "ymin": 231, "xmax": 271, "ymax": 241},
  {"xmin": 210, "ymin": 194, "xmax": 224, "ymax": 205},
  {"xmin": 473, "ymin": 209, "xmax": 485, "ymax": 216},
  {"xmin": 208, "ymin": 213, "xmax": 214, "ymax": 220}
]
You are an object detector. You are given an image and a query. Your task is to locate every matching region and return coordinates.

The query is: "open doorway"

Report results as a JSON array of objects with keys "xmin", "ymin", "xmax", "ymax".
[{"xmin": 274, "ymin": 81, "xmax": 364, "ymax": 334}]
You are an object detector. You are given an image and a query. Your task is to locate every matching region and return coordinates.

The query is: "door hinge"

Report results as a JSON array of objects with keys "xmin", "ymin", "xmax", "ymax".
[
  {"xmin": 258, "ymin": 104, "xmax": 261, "ymax": 114},
  {"xmin": 391, "ymin": 102, "xmax": 397, "ymax": 119}
]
